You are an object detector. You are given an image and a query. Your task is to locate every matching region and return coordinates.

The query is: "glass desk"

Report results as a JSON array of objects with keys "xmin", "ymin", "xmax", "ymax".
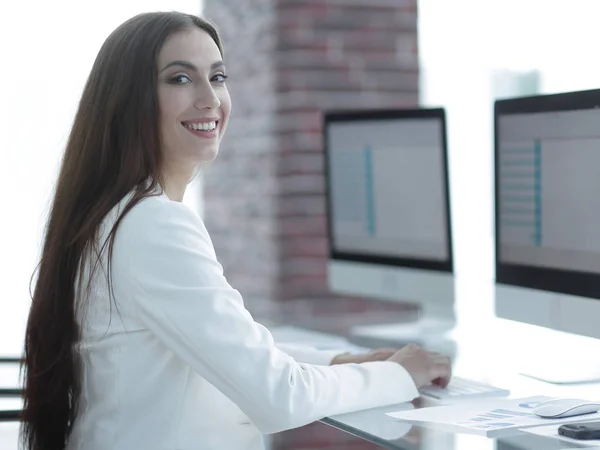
[
  {"xmin": 314, "ymin": 319, "xmax": 600, "ymax": 450},
  {"xmin": 262, "ymin": 280, "xmax": 600, "ymax": 449},
  {"xmin": 322, "ymin": 402, "xmax": 592, "ymax": 450}
]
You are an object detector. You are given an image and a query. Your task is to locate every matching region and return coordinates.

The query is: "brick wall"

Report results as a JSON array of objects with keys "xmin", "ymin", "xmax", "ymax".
[{"xmin": 203, "ymin": 0, "xmax": 419, "ymax": 306}]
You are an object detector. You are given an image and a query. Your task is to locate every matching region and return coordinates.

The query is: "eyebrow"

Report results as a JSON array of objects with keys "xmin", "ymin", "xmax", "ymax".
[{"xmin": 159, "ymin": 60, "xmax": 225, "ymax": 73}]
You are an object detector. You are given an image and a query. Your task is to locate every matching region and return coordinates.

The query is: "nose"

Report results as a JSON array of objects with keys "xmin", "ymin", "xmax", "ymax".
[{"xmin": 194, "ymin": 82, "xmax": 220, "ymax": 110}]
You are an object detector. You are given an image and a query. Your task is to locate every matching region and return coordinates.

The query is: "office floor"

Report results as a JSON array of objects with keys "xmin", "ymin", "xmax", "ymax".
[{"xmin": 270, "ymin": 422, "xmax": 382, "ymax": 449}]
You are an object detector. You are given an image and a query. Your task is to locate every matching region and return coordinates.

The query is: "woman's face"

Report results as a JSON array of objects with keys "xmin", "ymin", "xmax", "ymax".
[{"xmin": 157, "ymin": 28, "xmax": 231, "ymax": 167}]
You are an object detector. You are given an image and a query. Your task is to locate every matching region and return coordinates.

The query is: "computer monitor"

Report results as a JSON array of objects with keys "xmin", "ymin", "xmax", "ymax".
[
  {"xmin": 323, "ymin": 108, "xmax": 455, "ymax": 340},
  {"xmin": 495, "ymin": 88, "xmax": 600, "ymax": 384}
]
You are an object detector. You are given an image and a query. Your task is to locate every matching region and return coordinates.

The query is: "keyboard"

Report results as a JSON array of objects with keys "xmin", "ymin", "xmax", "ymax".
[{"xmin": 419, "ymin": 376, "xmax": 510, "ymax": 401}]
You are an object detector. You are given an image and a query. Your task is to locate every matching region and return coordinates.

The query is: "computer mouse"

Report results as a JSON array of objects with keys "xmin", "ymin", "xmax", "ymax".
[{"xmin": 532, "ymin": 398, "xmax": 600, "ymax": 419}]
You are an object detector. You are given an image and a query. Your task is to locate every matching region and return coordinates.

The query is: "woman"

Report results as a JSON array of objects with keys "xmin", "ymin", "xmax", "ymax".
[{"xmin": 21, "ymin": 11, "xmax": 452, "ymax": 450}]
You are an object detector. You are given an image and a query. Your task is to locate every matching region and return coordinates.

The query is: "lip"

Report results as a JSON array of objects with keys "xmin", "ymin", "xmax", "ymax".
[{"xmin": 181, "ymin": 120, "xmax": 219, "ymax": 139}]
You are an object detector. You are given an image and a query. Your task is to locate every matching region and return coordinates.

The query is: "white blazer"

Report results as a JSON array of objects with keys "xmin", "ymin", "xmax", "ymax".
[{"xmin": 66, "ymin": 190, "xmax": 419, "ymax": 450}]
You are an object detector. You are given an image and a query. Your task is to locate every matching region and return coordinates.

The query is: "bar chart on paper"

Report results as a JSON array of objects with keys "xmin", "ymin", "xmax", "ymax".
[
  {"xmin": 499, "ymin": 139, "xmax": 542, "ymax": 247},
  {"xmin": 330, "ymin": 146, "xmax": 376, "ymax": 238}
]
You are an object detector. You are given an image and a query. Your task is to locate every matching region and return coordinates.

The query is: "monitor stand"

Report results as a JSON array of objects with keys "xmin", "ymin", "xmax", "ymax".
[{"xmin": 513, "ymin": 326, "xmax": 600, "ymax": 385}]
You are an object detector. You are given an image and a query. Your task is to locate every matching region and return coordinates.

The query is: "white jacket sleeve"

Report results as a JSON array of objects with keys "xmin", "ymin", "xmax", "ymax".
[{"xmin": 111, "ymin": 197, "xmax": 419, "ymax": 434}]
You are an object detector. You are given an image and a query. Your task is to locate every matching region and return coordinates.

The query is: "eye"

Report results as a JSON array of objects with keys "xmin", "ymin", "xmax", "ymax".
[
  {"xmin": 170, "ymin": 74, "xmax": 192, "ymax": 85},
  {"xmin": 211, "ymin": 73, "xmax": 228, "ymax": 83}
]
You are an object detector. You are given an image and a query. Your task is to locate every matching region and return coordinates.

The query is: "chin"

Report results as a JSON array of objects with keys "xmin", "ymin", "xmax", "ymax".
[{"xmin": 197, "ymin": 146, "xmax": 219, "ymax": 163}]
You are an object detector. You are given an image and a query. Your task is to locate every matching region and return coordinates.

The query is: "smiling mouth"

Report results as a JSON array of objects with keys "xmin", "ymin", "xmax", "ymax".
[{"xmin": 181, "ymin": 120, "xmax": 219, "ymax": 132}]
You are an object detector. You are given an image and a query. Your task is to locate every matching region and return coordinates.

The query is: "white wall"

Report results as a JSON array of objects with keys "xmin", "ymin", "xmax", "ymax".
[
  {"xmin": 419, "ymin": 0, "xmax": 600, "ymax": 290},
  {"xmin": 0, "ymin": 0, "xmax": 204, "ymax": 356}
]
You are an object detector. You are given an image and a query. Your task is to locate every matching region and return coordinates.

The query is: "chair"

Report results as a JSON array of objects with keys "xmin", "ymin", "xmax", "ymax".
[
  {"xmin": 0, "ymin": 409, "xmax": 21, "ymax": 422},
  {"xmin": 0, "ymin": 358, "xmax": 21, "ymax": 364},
  {"xmin": 0, "ymin": 389, "xmax": 21, "ymax": 397}
]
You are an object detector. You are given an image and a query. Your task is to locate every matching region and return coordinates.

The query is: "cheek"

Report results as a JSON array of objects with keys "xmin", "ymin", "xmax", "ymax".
[
  {"xmin": 158, "ymin": 88, "xmax": 188, "ymax": 130},
  {"xmin": 219, "ymin": 90, "xmax": 232, "ymax": 133},
  {"xmin": 159, "ymin": 111, "xmax": 179, "ymax": 152},
  {"xmin": 158, "ymin": 95, "xmax": 175, "ymax": 133}
]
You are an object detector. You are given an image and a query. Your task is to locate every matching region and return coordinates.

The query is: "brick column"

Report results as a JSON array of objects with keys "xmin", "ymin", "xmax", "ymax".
[{"xmin": 203, "ymin": 0, "xmax": 419, "ymax": 306}]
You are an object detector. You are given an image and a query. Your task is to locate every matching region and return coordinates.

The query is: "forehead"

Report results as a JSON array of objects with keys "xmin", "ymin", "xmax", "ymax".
[{"xmin": 158, "ymin": 28, "xmax": 221, "ymax": 68}]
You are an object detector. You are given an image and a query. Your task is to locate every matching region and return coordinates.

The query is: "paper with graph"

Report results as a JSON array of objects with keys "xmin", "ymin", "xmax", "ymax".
[{"xmin": 386, "ymin": 396, "xmax": 600, "ymax": 437}]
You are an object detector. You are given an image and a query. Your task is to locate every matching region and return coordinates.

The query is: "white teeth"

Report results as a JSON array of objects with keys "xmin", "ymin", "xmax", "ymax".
[{"xmin": 184, "ymin": 121, "xmax": 217, "ymax": 131}]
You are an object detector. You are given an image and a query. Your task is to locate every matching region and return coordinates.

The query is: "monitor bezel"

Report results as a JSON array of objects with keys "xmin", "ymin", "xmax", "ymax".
[
  {"xmin": 323, "ymin": 107, "xmax": 454, "ymax": 274},
  {"xmin": 495, "ymin": 88, "xmax": 600, "ymax": 300}
]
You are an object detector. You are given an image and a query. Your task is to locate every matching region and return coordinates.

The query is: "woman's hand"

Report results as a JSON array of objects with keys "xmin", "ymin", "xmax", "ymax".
[
  {"xmin": 331, "ymin": 344, "xmax": 452, "ymax": 388},
  {"xmin": 387, "ymin": 344, "xmax": 452, "ymax": 388},
  {"xmin": 330, "ymin": 347, "xmax": 398, "ymax": 365}
]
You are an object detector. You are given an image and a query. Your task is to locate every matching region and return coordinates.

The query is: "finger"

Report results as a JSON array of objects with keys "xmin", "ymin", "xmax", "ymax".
[
  {"xmin": 433, "ymin": 355, "xmax": 452, "ymax": 374},
  {"xmin": 430, "ymin": 362, "xmax": 452, "ymax": 387},
  {"xmin": 432, "ymin": 376, "xmax": 450, "ymax": 388},
  {"xmin": 431, "ymin": 354, "xmax": 452, "ymax": 368},
  {"xmin": 428, "ymin": 351, "xmax": 450, "ymax": 361}
]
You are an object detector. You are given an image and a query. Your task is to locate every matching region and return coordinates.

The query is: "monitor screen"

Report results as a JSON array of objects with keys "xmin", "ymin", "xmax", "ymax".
[
  {"xmin": 324, "ymin": 108, "xmax": 452, "ymax": 273},
  {"xmin": 495, "ymin": 89, "xmax": 600, "ymax": 299}
]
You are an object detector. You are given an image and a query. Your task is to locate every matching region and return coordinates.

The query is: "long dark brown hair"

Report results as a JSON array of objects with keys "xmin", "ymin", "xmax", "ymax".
[{"xmin": 21, "ymin": 11, "xmax": 222, "ymax": 450}]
